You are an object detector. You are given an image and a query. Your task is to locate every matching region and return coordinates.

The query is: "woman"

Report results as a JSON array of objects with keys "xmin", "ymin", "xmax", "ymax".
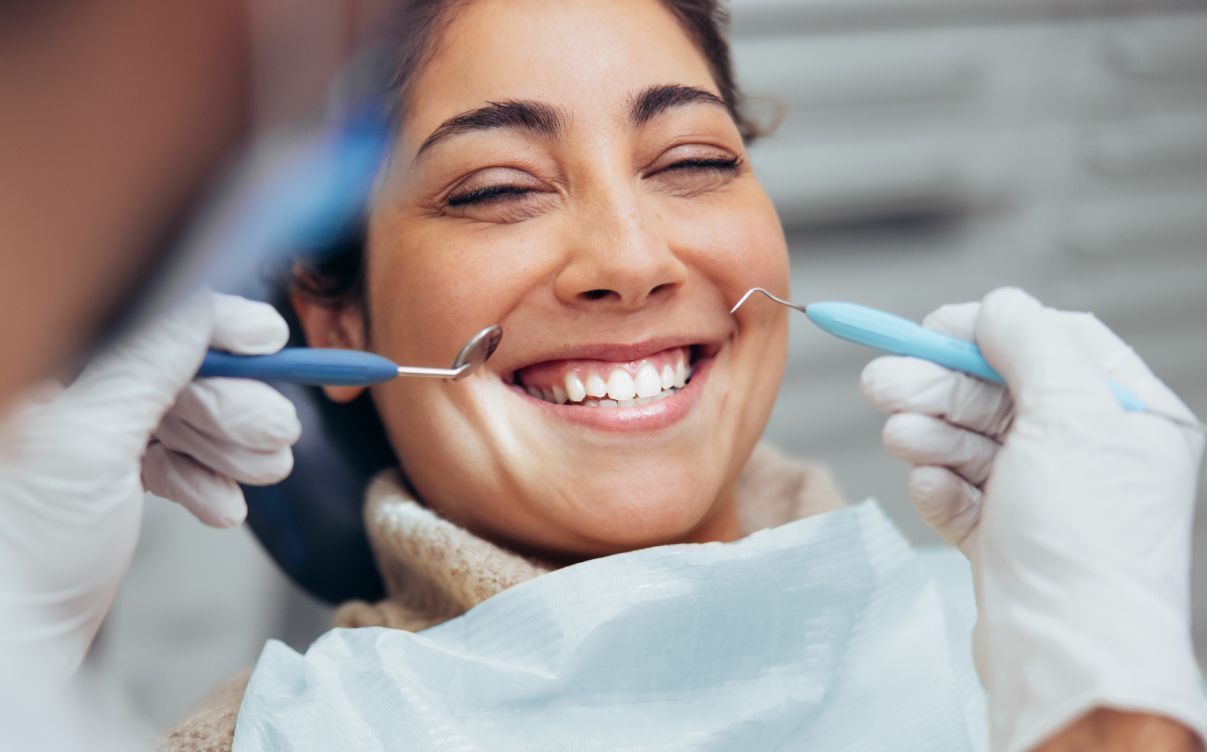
[{"xmin": 164, "ymin": 0, "xmax": 1205, "ymax": 749}]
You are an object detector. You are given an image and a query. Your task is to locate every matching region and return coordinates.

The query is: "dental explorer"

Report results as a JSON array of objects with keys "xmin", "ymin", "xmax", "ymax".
[
  {"xmin": 197, "ymin": 325, "xmax": 503, "ymax": 385},
  {"xmin": 730, "ymin": 287, "xmax": 1207, "ymax": 435}
]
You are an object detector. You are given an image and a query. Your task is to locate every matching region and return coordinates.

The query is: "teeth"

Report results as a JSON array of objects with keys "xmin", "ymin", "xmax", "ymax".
[
  {"xmin": 585, "ymin": 373, "xmax": 608, "ymax": 399},
  {"xmin": 606, "ymin": 368, "xmax": 637, "ymax": 401},
  {"xmin": 523, "ymin": 353, "xmax": 695, "ymax": 407},
  {"xmin": 565, "ymin": 374, "xmax": 586, "ymax": 403},
  {"xmin": 635, "ymin": 364, "xmax": 662, "ymax": 399},
  {"xmin": 569, "ymin": 391, "xmax": 675, "ymax": 407}
]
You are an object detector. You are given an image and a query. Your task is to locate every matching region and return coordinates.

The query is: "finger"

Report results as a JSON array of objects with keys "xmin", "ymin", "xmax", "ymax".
[
  {"xmin": 57, "ymin": 292, "xmax": 212, "ymax": 455},
  {"xmin": 908, "ymin": 465, "xmax": 982, "ymax": 552},
  {"xmin": 142, "ymin": 443, "xmax": 247, "ymax": 527},
  {"xmin": 1054, "ymin": 311, "xmax": 1153, "ymax": 385},
  {"xmin": 861, "ymin": 356, "xmax": 1014, "ymax": 438},
  {"xmin": 921, "ymin": 301, "xmax": 980, "ymax": 339},
  {"xmin": 210, "ymin": 293, "xmax": 290, "ymax": 355},
  {"xmin": 153, "ymin": 413, "xmax": 295, "ymax": 485},
  {"xmin": 975, "ymin": 288, "xmax": 1113, "ymax": 414},
  {"xmin": 1053, "ymin": 311, "xmax": 1195, "ymax": 424},
  {"xmin": 882, "ymin": 412, "xmax": 1001, "ymax": 487},
  {"xmin": 173, "ymin": 379, "xmax": 302, "ymax": 450}
]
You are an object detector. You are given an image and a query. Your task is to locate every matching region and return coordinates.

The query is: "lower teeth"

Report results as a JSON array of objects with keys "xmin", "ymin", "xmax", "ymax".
[
  {"xmin": 581, "ymin": 388, "xmax": 678, "ymax": 408},
  {"xmin": 524, "ymin": 380, "xmax": 693, "ymax": 408}
]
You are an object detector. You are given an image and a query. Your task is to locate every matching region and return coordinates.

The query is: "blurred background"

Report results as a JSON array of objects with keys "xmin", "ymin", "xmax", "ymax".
[{"xmin": 89, "ymin": 0, "xmax": 1207, "ymax": 737}]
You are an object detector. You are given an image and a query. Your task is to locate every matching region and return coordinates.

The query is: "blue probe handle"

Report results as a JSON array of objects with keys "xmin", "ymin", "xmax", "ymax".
[
  {"xmin": 805, "ymin": 302, "xmax": 1147, "ymax": 413},
  {"xmin": 197, "ymin": 348, "xmax": 400, "ymax": 386}
]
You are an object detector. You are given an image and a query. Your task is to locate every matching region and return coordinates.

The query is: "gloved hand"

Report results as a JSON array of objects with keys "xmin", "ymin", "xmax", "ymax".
[
  {"xmin": 0, "ymin": 291, "xmax": 300, "ymax": 685},
  {"xmin": 860, "ymin": 287, "xmax": 1206, "ymax": 751}
]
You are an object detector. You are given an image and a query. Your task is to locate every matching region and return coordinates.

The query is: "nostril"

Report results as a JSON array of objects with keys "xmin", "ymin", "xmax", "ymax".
[{"xmin": 581, "ymin": 289, "xmax": 614, "ymax": 301}]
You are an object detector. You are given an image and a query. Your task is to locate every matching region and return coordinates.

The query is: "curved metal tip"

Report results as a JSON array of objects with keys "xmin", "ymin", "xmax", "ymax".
[
  {"xmin": 730, "ymin": 287, "xmax": 807, "ymax": 315},
  {"xmin": 449, "ymin": 325, "xmax": 504, "ymax": 381}
]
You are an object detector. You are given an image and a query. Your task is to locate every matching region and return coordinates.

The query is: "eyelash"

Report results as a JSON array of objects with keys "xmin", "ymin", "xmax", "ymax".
[
  {"xmin": 659, "ymin": 156, "xmax": 743, "ymax": 175},
  {"xmin": 444, "ymin": 156, "xmax": 743, "ymax": 208},
  {"xmin": 446, "ymin": 184, "xmax": 534, "ymax": 207}
]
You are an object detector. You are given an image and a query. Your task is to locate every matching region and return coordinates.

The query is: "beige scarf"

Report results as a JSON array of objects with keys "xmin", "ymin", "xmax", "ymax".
[{"xmin": 160, "ymin": 443, "xmax": 845, "ymax": 752}]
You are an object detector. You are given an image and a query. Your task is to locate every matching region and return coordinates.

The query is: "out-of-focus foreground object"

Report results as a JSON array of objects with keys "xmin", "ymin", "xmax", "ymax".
[
  {"xmin": 0, "ymin": 0, "xmax": 391, "ymax": 407},
  {"xmin": 861, "ymin": 288, "xmax": 1206, "ymax": 751},
  {"xmin": 0, "ymin": 292, "xmax": 299, "ymax": 689}
]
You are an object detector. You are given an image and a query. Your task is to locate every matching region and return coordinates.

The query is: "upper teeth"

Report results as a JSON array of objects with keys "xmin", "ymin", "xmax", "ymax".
[{"xmin": 524, "ymin": 357, "xmax": 692, "ymax": 407}]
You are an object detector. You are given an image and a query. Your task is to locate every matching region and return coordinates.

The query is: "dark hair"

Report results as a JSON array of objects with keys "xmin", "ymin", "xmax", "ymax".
[{"xmin": 288, "ymin": 0, "xmax": 757, "ymax": 309}]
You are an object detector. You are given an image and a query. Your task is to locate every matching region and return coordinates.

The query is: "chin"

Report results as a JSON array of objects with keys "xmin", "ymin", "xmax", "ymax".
[{"xmin": 554, "ymin": 466, "xmax": 730, "ymax": 552}]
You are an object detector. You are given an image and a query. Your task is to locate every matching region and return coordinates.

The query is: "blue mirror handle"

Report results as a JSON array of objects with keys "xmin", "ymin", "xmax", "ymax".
[
  {"xmin": 197, "ymin": 348, "xmax": 400, "ymax": 386},
  {"xmin": 805, "ymin": 302, "xmax": 1146, "ymax": 413}
]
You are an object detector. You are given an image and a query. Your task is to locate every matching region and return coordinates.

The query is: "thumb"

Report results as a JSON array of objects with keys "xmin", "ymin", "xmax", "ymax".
[
  {"xmin": 55, "ymin": 291, "xmax": 214, "ymax": 456},
  {"xmin": 974, "ymin": 287, "xmax": 1113, "ymax": 416}
]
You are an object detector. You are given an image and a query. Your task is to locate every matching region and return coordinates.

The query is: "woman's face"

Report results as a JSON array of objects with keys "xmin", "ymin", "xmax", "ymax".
[{"xmin": 331, "ymin": 0, "xmax": 789, "ymax": 557}]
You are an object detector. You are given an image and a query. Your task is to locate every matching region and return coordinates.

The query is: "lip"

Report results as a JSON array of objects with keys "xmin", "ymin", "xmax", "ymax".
[{"xmin": 506, "ymin": 348, "xmax": 718, "ymax": 433}]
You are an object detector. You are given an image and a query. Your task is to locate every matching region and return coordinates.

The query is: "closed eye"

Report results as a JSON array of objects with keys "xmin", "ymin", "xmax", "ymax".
[
  {"xmin": 446, "ymin": 184, "xmax": 535, "ymax": 207},
  {"xmin": 658, "ymin": 156, "xmax": 742, "ymax": 174}
]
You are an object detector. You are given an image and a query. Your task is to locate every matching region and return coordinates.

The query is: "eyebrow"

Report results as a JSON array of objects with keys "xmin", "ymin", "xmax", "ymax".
[
  {"xmin": 413, "ymin": 84, "xmax": 730, "ymax": 162},
  {"xmin": 415, "ymin": 100, "xmax": 567, "ymax": 161},
  {"xmin": 629, "ymin": 84, "xmax": 730, "ymax": 128}
]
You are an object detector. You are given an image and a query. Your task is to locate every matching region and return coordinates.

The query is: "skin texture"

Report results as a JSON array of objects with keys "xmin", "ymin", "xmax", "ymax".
[
  {"xmin": 294, "ymin": 0, "xmax": 791, "ymax": 559},
  {"xmin": 1035, "ymin": 709, "xmax": 1201, "ymax": 752}
]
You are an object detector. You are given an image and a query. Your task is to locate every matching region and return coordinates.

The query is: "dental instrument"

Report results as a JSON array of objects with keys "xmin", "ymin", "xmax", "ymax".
[
  {"xmin": 197, "ymin": 325, "xmax": 503, "ymax": 385},
  {"xmin": 730, "ymin": 287, "xmax": 1206, "ymax": 434}
]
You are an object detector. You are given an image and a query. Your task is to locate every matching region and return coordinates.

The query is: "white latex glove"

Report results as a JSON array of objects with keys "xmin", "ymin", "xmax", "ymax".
[
  {"xmin": 860, "ymin": 287, "xmax": 1206, "ymax": 751},
  {"xmin": 0, "ymin": 291, "xmax": 300, "ymax": 685}
]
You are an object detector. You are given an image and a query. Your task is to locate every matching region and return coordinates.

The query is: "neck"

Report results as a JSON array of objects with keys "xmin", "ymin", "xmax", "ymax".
[{"xmin": 683, "ymin": 492, "xmax": 742, "ymax": 544}]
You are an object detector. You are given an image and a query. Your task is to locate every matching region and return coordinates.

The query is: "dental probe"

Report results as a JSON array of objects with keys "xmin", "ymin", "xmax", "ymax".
[
  {"xmin": 730, "ymin": 288, "xmax": 1207, "ymax": 435},
  {"xmin": 197, "ymin": 325, "xmax": 503, "ymax": 386}
]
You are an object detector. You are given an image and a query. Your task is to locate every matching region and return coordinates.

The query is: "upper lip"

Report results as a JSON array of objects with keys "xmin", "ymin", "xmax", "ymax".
[{"xmin": 498, "ymin": 333, "xmax": 726, "ymax": 382}]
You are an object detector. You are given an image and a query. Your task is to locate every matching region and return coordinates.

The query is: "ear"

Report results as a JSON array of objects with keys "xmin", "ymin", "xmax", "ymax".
[{"xmin": 290, "ymin": 286, "xmax": 369, "ymax": 404}]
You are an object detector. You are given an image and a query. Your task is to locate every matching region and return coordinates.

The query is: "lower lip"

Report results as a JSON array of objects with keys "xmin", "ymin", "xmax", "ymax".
[{"xmin": 508, "ymin": 354, "xmax": 716, "ymax": 433}]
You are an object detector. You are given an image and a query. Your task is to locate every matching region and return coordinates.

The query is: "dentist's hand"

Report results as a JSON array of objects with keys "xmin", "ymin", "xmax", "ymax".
[
  {"xmin": 0, "ymin": 292, "xmax": 300, "ymax": 684},
  {"xmin": 860, "ymin": 288, "xmax": 1206, "ymax": 751}
]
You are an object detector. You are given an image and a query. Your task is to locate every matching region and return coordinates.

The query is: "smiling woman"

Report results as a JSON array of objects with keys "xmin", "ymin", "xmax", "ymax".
[
  {"xmin": 284, "ymin": 0, "xmax": 803, "ymax": 560},
  {"xmin": 162, "ymin": 0, "xmax": 850, "ymax": 747}
]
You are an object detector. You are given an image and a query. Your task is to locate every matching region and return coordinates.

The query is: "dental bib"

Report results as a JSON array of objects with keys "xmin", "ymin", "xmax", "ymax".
[{"xmin": 234, "ymin": 501, "xmax": 986, "ymax": 751}]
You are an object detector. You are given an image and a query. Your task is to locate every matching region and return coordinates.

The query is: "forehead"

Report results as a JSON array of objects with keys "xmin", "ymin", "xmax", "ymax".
[{"xmin": 401, "ymin": 0, "xmax": 720, "ymax": 153}]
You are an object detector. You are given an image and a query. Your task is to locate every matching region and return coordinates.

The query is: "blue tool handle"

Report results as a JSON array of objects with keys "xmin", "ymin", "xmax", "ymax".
[
  {"xmin": 805, "ymin": 302, "xmax": 1147, "ymax": 413},
  {"xmin": 197, "ymin": 348, "xmax": 400, "ymax": 386}
]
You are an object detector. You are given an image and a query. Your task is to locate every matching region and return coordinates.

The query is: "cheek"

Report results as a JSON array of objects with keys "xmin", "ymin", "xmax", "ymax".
[
  {"xmin": 364, "ymin": 216, "xmax": 539, "ymax": 365},
  {"xmin": 664, "ymin": 185, "xmax": 789, "ymax": 298}
]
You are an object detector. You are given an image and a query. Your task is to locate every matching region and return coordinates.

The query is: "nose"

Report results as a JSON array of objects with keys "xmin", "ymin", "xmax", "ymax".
[{"xmin": 553, "ymin": 191, "xmax": 688, "ymax": 311}]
